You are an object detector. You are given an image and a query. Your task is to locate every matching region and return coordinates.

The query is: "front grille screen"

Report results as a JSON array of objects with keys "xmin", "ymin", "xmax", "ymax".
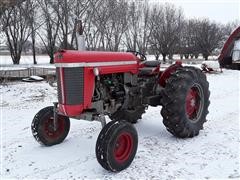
[
  {"xmin": 56, "ymin": 68, "xmax": 63, "ymax": 103},
  {"xmin": 56, "ymin": 67, "xmax": 84, "ymax": 105}
]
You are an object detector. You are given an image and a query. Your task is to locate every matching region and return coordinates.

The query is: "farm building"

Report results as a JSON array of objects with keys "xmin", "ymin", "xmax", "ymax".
[{"xmin": 219, "ymin": 26, "xmax": 240, "ymax": 70}]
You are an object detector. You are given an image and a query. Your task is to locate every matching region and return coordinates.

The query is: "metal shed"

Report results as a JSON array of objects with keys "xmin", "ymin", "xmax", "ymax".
[{"xmin": 218, "ymin": 26, "xmax": 240, "ymax": 70}]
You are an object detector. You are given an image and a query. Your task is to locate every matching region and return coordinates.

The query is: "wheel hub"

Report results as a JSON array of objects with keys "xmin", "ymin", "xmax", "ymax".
[
  {"xmin": 186, "ymin": 85, "xmax": 204, "ymax": 121},
  {"xmin": 43, "ymin": 117, "xmax": 65, "ymax": 140},
  {"xmin": 114, "ymin": 132, "xmax": 133, "ymax": 163}
]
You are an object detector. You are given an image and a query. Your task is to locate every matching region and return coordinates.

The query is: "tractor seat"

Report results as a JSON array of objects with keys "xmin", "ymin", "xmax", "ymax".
[
  {"xmin": 139, "ymin": 67, "xmax": 159, "ymax": 76},
  {"xmin": 142, "ymin": 61, "xmax": 160, "ymax": 67}
]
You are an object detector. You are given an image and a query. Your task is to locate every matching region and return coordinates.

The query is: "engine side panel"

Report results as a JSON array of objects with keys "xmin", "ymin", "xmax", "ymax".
[{"xmin": 55, "ymin": 50, "xmax": 139, "ymax": 117}]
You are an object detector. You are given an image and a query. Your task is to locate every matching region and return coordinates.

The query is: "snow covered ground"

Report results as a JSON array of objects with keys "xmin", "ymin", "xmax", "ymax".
[
  {"xmin": 0, "ymin": 69, "xmax": 239, "ymax": 179},
  {"xmin": 0, "ymin": 55, "xmax": 50, "ymax": 66}
]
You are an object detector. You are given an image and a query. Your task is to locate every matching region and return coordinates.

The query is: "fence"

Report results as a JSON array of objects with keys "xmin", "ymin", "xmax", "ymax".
[{"xmin": 0, "ymin": 66, "xmax": 56, "ymax": 83}]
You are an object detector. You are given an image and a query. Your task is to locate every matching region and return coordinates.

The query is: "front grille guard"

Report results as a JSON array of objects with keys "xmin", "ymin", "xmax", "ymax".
[{"xmin": 56, "ymin": 67, "xmax": 84, "ymax": 105}]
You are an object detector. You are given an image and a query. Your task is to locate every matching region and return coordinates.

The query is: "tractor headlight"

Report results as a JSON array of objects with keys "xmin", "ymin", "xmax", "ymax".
[{"xmin": 93, "ymin": 67, "xmax": 99, "ymax": 76}]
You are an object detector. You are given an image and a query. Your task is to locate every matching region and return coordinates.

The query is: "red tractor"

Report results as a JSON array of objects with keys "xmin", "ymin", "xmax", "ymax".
[{"xmin": 31, "ymin": 50, "xmax": 210, "ymax": 172}]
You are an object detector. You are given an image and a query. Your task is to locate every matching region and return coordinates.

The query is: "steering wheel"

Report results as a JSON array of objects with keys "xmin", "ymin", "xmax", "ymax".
[{"xmin": 127, "ymin": 50, "xmax": 147, "ymax": 61}]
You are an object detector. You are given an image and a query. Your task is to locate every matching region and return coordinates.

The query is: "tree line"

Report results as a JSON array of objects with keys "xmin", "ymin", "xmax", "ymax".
[{"xmin": 0, "ymin": 0, "xmax": 238, "ymax": 64}]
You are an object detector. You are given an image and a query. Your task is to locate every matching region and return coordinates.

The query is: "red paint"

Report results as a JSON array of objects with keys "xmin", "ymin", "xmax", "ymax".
[
  {"xmin": 219, "ymin": 26, "xmax": 240, "ymax": 61},
  {"xmin": 42, "ymin": 116, "xmax": 66, "ymax": 141},
  {"xmin": 59, "ymin": 68, "xmax": 66, "ymax": 104},
  {"xmin": 185, "ymin": 87, "xmax": 200, "ymax": 120},
  {"xmin": 175, "ymin": 60, "xmax": 182, "ymax": 65},
  {"xmin": 97, "ymin": 65, "xmax": 138, "ymax": 74},
  {"xmin": 159, "ymin": 61, "xmax": 182, "ymax": 87},
  {"xmin": 152, "ymin": 66, "xmax": 160, "ymax": 75},
  {"xmin": 113, "ymin": 132, "xmax": 133, "ymax": 163},
  {"xmin": 54, "ymin": 50, "xmax": 138, "ymax": 63},
  {"xmin": 58, "ymin": 104, "xmax": 84, "ymax": 117},
  {"xmin": 83, "ymin": 67, "xmax": 95, "ymax": 109}
]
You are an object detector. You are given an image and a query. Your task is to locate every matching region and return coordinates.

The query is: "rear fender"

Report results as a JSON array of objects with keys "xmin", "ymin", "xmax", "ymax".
[{"xmin": 159, "ymin": 61, "xmax": 182, "ymax": 87}]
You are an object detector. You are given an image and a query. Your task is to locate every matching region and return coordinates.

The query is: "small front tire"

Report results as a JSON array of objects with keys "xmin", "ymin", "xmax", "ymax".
[
  {"xmin": 95, "ymin": 120, "xmax": 138, "ymax": 172},
  {"xmin": 31, "ymin": 106, "xmax": 70, "ymax": 146}
]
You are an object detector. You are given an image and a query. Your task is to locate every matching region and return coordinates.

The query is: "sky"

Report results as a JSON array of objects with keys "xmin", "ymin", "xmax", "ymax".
[{"xmin": 148, "ymin": 0, "xmax": 240, "ymax": 24}]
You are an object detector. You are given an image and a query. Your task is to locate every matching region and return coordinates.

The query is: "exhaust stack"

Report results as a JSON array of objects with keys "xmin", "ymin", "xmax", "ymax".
[{"xmin": 76, "ymin": 20, "xmax": 85, "ymax": 51}]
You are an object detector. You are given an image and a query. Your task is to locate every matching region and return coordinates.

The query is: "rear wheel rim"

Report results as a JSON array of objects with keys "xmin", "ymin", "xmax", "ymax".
[
  {"xmin": 114, "ymin": 132, "xmax": 133, "ymax": 163},
  {"xmin": 42, "ymin": 116, "xmax": 65, "ymax": 141},
  {"xmin": 185, "ymin": 84, "xmax": 204, "ymax": 122}
]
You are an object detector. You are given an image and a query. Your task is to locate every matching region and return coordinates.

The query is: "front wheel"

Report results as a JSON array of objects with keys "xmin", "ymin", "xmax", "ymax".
[
  {"xmin": 161, "ymin": 66, "xmax": 210, "ymax": 138},
  {"xmin": 95, "ymin": 120, "xmax": 138, "ymax": 172},
  {"xmin": 31, "ymin": 106, "xmax": 70, "ymax": 146}
]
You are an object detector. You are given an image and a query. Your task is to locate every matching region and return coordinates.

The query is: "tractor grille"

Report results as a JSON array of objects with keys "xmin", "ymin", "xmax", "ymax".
[
  {"xmin": 56, "ymin": 68, "xmax": 63, "ymax": 103},
  {"xmin": 56, "ymin": 67, "xmax": 84, "ymax": 105}
]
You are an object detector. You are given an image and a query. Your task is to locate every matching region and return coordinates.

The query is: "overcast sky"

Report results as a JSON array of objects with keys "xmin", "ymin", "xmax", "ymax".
[{"xmin": 149, "ymin": 0, "xmax": 240, "ymax": 24}]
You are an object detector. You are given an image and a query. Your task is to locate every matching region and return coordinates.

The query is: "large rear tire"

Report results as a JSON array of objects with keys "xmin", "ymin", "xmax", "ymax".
[
  {"xmin": 95, "ymin": 120, "xmax": 138, "ymax": 172},
  {"xmin": 31, "ymin": 106, "xmax": 70, "ymax": 146},
  {"xmin": 161, "ymin": 66, "xmax": 210, "ymax": 138}
]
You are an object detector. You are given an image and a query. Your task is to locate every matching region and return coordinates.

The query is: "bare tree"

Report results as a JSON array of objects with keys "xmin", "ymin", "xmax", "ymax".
[
  {"xmin": 26, "ymin": 0, "xmax": 38, "ymax": 64},
  {"xmin": 88, "ymin": 0, "xmax": 110, "ymax": 50},
  {"xmin": 103, "ymin": 0, "xmax": 128, "ymax": 51},
  {"xmin": 125, "ymin": 1, "xmax": 151, "ymax": 54},
  {"xmin": 223, "ymin": 20, "xmax": 240, "ymax": 36},
  {"xmin": 52, "ymin": 0, "xmax": 90, "ymax": 50},
  {"xmin": 1, "ymin": 2, "xmax": 31, "ymax": 64},
  {"xmin": 179, "ymin": 19, "xmax": 199, "ymax": 59},
  {"xmin": 137, "ymin": 2, "xmax": 151, "ymax": 54},
  {"xmin": 149, "ymin": 3, "xmax": 184, "ymax": 62},
  {"xmin": 71, "ymin": 0, "xmax": 93, "ymax": 49},
  {"xmin": 124, "ymin": 2, "xmax": 140, "ymax": 51},
  {"xmin": 84, "ymin": 0, "xmax": 103, "ymax": 50},
  {"xmin": 84, "ymin": 0, "xmax": 128, "ymax": 51},
  {"xmin": 0, "ymin": 32, "xmax": 5, "ymax": 46},
  {"xmin": 52, "ymin": 0, "xmax": 74, "ymax": 49},
  {"xmin": 37, "ymin": 0, "xmax": 60, "ymax": 64},
  {"xmin": 193, "ymin": 19, "xmax": 224, "ymax": 60},
  {"xmin": 0, "ymin": 0, "xmax": 26, "ymax": 17}
]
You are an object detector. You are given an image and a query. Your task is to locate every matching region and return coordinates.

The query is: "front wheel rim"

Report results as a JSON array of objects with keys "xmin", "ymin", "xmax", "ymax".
[
  {"xmin": 42, "ymin": 116, "xmax": 66, "ymax": 141},
  {"xmin": 113, "ymin": 132, "xmax": 133, "ymax": 163}
]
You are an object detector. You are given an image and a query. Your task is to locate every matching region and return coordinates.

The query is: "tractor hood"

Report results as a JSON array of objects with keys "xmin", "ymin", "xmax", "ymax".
[{"xmin": 54, "ymin": 50, "xmax": 138, "ymax": 64}]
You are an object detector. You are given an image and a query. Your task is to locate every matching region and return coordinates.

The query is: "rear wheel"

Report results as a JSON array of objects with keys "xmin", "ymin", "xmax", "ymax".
[
  {"xmin": 161, "ymin": 66, "xmax": 210, "ymax": 138},
  {"xmin": 95, "ymin": 120, "xmax": 138, "ymax": 172},
  {"xmin": 31, "ymin": 106, "xmax": 70, "ymax": 146}
]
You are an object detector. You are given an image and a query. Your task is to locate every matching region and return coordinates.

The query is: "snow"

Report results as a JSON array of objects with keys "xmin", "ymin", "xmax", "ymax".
[
  {"xmin": 0, "ymin": 67, "xmax": 28, "ymax": 71},
  {"xmin": 202, "ymin": 61, "xmax": 220, "ymax": 69},
  {"xmin": 1, "ymin": 69, "xmax": 240, "ymax": 179},
  {"xmin": 29, "ymin": 76, "xmax": 44, "ymax": 81},
  {"xmin": 0, "ymin": 55, "xmax": 50, "ymax": 65},
  {"xmin": 0, "ymin": 56, "xmax": 55, "ymax": 73}
]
